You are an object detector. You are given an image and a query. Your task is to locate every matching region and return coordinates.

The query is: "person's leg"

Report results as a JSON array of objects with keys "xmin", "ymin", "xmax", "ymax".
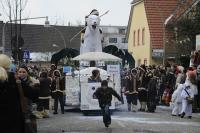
[
  {"xmin": 37, "ymin": 99, "xmax": 43, "ymax": 111},
  {"xmin": 54, "ymin": 95, "xmax": 59, "ymax": 114},
  {"xmin": 141, "ymin": 102, "xmax": 146, "ymax": 111},
  {"xmin": 43, "ymin": 99, "xmax": 50, "ymax": 117},
  {"xmin": 132, "ymin": 94, "xmax": 138, "ymax": 112},
  {"xmin": 186, "ymin": 103, "xmax": 192, "ymax": 118},
  {"xmin": 35, "ymin": 99, "xmax": 44, "ymax": 119},
  {"xmin": 59, "ymin": 94, "xmax": 65, "ymax": 114},
  {"xmin": 126, "ymin": 95, "xmax": 131, "ymax": 111},
  {"xmin": 102, "ymin": 105, "xmax": 111, "ymax": 127},
  {"xmin": 178, "ymin": 103, "xmax": 182, "ymax": 116},
  {"xmin": 101, "ymin": 106, "xmax": 107, "ymax": 127},
  {"xmin": 172, "ymin": 103, "xmax": 178, "ymax": 116},
  {"xmin": 181, "ymin": 100, "xmax": 187, "ymax": 118},
  {"xmin": 105, "ymin": 105, "xmax": 111, "ymax": 125}
]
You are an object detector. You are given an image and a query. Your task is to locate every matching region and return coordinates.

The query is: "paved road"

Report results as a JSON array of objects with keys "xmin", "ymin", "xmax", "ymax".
[{"xmin": 37, "ymin": 106, "xmax": 200, "ymax": 133}]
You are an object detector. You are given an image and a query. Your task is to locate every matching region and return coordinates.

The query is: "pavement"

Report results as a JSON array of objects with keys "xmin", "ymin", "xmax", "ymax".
[{"xmin": 37, "ymin": 105, "xmax": 200, "ymax": 133}]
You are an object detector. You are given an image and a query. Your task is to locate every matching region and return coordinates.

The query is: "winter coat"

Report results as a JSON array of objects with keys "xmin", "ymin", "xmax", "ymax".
[
  {"xmin": 20, "ymin": 77, "xmax": 40, "ymax": 120},
  {"xmin": 94, "ymin": 87, "xmax": 121, "ymax": 108},
  {"xmin": 138, "ymin": 87, "xmax": 147, "ymax": 102},
  {"xmin": 124, "ymin": 75, "xmax": 139, "ymax": 94},
  {"xmin": 51, "ymin": 77, "xmax": 65, "ymax": 93},
  {"xmin": 147, "ymin": 77, "xmax": 158, "ymax": 100},
  {"xmin": 0, "ymin": 72, "xmax": 24, "ymax": 133},
  {"xmin": 39, "ymin": 77, "xmax": 51, "ymax": 99}
]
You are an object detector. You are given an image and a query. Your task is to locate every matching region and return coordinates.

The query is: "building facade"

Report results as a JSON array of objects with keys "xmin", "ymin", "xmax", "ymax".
[
  {"xmin": 127, "ymin": 0, "xmax": 180, "ymax": 66},
  {"xmin": 101, "ymin": 26, "xmax": 128, "ymax": 50}
]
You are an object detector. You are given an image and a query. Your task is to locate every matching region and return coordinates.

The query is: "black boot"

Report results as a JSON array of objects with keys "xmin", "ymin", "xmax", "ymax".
[{"xmin": 181, "ymin": 112, "xmax": 185, "ymax": 118}]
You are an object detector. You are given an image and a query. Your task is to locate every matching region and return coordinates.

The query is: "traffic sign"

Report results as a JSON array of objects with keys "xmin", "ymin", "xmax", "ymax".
[{"xmin": 23, "ymin": 50, "xmax": 30, "ymax": 59}]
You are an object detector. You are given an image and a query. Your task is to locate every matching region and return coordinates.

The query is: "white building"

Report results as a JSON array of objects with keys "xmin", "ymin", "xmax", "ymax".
[{"xmin": 101, "ymin": 26, "xmax": 128, "ymax": 50}]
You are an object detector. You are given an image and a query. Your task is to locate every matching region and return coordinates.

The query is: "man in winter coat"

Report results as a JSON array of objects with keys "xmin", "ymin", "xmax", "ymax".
[
  {"xmin": 93, "ymin": 80, "xmax": 122, "ymax": 128},
  {"xmin": 51, "ymin": 70, "xmax": 65, "ymax": 114},
  {"xmin": 147, "ymin": 73, "xmax": 158, "ymax": 112},
  {"xmin": 36, "ymin": 71, "xmax": 51, "ymax": 118},
  {"xmin": 124, "ymin": 69, "xmax": 139, "ymax": 112}
]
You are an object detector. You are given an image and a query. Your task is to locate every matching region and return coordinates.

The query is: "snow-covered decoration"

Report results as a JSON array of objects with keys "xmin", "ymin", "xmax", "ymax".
[{"xmin": 80, "ymin": 14, "xmax": 102, "ymax": 54}]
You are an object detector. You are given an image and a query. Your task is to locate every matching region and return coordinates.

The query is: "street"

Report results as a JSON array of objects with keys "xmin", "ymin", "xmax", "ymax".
[{"xmin": 38, "ymin": 105, "xmax": 200, "ymax": 133}]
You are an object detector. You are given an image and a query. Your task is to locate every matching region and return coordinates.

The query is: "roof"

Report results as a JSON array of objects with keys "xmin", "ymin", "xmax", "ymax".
[
  {"xmin": 167, "ymin": 0, "xmax": 199, "ymax": 24},
  {"xmin": 131, "ymin": 0, "xmax": 143, "ymax": 5},
  {"xmin": 0, "ymin": 22, "xmax": 82, "ymax": 53},
  {"xmin": 144, "ymin": 0, "xmax": 179, "ymax": 49}
]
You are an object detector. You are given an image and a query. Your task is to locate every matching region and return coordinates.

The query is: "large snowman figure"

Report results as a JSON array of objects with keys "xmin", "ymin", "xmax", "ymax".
[{"xmin": 80, "ymin": 9, "xmax": 103, "ymax": 54}]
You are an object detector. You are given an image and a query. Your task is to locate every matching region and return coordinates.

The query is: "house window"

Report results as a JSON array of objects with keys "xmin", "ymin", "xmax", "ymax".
[
  {"xmin": 142, "ymin": 28, "xmax": 145, "ymax": 45},
  {"xmin": 144, "ymin": 58, "xmax": 147, "ymax": 65},
  {"xmin": 119, "ymin": 29, "xmax": 126, "ymax": 34},
  {"xmin": 138, "ymin": 59, "xmax": 141, "ymax": 66},
  {"xmin": 137, "ymin": 29, "xmax": 140, "ymax": 45},
  {"xmin": 133, "ymin": 31, "xmax": 136, "ymax": 46},
  {"xmin": 122, "ymin": 38, "xmax": 127, "ymax": 43},
  {"xmin": 109, "ymin": 38, "xmax": 117, "ymax": 43}
]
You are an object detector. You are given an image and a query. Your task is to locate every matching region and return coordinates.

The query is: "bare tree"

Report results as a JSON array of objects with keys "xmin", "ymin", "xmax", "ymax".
[{"xmin": 0, "ymin": 0, "xmax": 28, "ymax": 21}]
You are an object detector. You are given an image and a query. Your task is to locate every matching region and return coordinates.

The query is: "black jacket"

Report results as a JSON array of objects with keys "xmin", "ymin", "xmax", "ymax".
[
  {"xmin": 39, "ymin": 77, "xmax": 51, "ymax": 98},
  {"xmin": 0, "ymin": 72, "xmax": 24, "ymax": 133},
  {"xmin": 94, "ymin": 87, "xmax": 121, "ymax": 108}
]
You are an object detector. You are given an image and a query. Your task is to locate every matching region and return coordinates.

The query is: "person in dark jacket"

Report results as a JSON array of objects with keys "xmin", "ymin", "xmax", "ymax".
[
  {"xmin": 147, "ymin": 72, "xmax": 158, "ymax": 113},
  {"xmin": 51, "ymin": 70, "xmax": 65, "ymax": 114},
  {"xmin": 124, "ymin": 69, "xmax": 139, "ymax": 112},
  {"xmin": 36, "ymin": 71, "xmax": 51, "ymax": 118},
  {"xmin": 0, "ymin": 54, "xmax": 24, "ymax": 133},
  {"xmin": 93, "ymin": 80, "xmax": 122, "ymax": 128}
]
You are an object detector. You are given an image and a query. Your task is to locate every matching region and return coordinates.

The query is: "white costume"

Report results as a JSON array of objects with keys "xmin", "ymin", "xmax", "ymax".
[
  {"xmin": 171, "ymin": 84, "xmax": 184, "ymax": 115},
  {"xmin": 181, "ymin": 83, "xmax": 195, "ymax": 117},
  {"xmin": 80, "ymin": 14, "xmax": 102, "ymax": 54}
]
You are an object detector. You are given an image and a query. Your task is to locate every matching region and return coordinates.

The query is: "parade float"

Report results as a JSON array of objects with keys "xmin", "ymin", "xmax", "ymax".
[{"xmin": 64, "ymin": 10, "xmax": 122, "ymax": 114}]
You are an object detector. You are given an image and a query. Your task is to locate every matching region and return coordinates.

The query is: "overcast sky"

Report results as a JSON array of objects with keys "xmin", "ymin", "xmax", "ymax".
[{"xmin": 0, "ymin": 0, "xmax": 132, "ymax": 26}]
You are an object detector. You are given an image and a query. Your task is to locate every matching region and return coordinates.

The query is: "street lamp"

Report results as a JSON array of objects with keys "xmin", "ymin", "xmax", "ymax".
[
  {"xmin": 44, "ymin": 22, "xmax": 67, "ymax": 49},
  {"xmin": 1, "ymin": 16, "xmax": 49, "ymax": 54}
]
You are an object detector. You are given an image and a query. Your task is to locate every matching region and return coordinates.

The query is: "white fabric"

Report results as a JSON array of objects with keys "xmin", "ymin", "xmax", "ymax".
[
  {"xmin": 180, "ymin": 83, "xmax": 194, "ymax": 116},
  {"xmin": 80, "ymin": 15, "xmax": 102, "ymax": 54},
  {"xmin": 185, "ymin": 80, "xmax": 198, "ymax": 95},
  {"xmin": 181, "ymin": 99, "xmax": 192, "ymax": 116},
  {"xmin": 171, "ymin": 84, "xmax": 184, "ymax": 115}
]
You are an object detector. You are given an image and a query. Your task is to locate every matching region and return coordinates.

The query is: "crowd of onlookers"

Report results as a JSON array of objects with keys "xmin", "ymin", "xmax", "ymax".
[
  {"xmin": 121, "ymin": 63, "xmax": 199, "ymax": 118},
  {"xmin": 0, "ymin": 54, "xmax": 66, "ymax": 133}
]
